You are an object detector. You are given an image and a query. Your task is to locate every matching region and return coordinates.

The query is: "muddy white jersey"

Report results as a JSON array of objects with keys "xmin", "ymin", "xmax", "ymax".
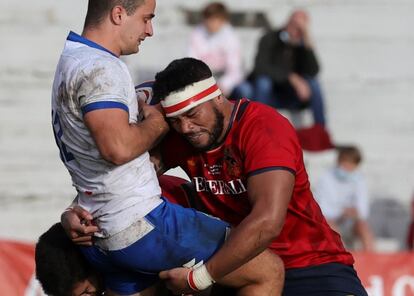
[{"xmin": 51, "ymin": 31, "xmax": 162, "ymax": 237}]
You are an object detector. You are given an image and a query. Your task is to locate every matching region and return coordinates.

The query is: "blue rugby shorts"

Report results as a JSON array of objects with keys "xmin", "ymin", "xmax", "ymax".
[{"xmin": 80, "ymin": 198, "xmax": 229, "ymax": 294}]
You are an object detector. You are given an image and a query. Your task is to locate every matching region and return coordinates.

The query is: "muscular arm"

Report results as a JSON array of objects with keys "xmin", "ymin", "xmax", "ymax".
[
  {"xmin": 159, "ymin": 169, "xmax": 293, "ymax": 293},
  {"xmin": 84, "ymin": 104, "xmax": 168, "ymax": 165},
  {"xmin": 205, "ymin": 169, "xmax": 294, "ymax": 280}
]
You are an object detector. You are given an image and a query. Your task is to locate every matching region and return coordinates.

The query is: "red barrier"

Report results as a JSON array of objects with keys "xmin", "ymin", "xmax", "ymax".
[
  {"xmin": 353, "ymin": 252, "xmax": 414, "ymax": 296},
  {"xmin": 2, "ymin": 224, "xmax": 414, "ymax": 295},
  {"xmin": 0, "ymin": 240, "xmax": 44, "ymax": 295}
]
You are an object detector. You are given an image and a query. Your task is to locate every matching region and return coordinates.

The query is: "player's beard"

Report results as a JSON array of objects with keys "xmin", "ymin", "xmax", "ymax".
[{"xmin": 186, "ymin": 107, "xmax": 225, "ymax": 152}]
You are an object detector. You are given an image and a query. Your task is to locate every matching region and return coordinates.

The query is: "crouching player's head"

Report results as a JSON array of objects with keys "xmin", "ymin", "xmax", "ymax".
[{"xmin": 35, "ymin": 223, "xmax": 103, "ymax": 296}]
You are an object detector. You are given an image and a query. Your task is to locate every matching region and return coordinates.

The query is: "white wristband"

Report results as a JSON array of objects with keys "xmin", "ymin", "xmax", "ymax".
[{"xmin": 189, "ymin": 264, "xmax": 215, "ymax": 291}]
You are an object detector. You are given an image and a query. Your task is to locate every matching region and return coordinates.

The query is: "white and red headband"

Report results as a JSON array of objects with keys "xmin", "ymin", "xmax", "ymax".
[{"xmin": 161, "ymin": 76, "xmax": 222, "ymax": 117}]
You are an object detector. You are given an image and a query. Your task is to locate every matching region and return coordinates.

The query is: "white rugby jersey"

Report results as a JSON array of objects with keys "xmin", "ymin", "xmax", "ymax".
[{"xmin": 51, "ymin": 31, "xmax": 162, "ymax": 237}]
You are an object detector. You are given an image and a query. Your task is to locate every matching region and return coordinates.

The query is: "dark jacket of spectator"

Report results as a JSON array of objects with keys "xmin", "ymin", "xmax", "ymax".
[{"xmin": 252, "ymin": 29, "xmax": 319, "ymax": 85}]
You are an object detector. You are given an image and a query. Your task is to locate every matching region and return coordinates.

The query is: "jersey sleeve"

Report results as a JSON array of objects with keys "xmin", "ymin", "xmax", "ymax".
[
  {"xmin": 77, "ymin": 58, "xmax": 131, "ymax": 116},
  {"xmin": 241, "ymin": 109, "xmax": 300, "ymax": 177}
]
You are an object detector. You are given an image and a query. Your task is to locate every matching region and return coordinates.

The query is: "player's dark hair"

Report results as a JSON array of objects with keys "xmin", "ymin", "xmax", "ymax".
[
  {"xmin": 337, "ymin": 145, "xmax": 362, "ymax": 165},
  {"xmin": 84, "ymin": 0, "xmax": 145, "ymax": 29},
  {"xmin": 35, "ymin": 223, "xmax": 95, "ymax": 296},
  {"xmin": 202, "ymin": 2, "xmax": 229, "ymax": 20},
  {"xmin": 153, "ymin": 57, "xmax": 213, "ymax": 102}
]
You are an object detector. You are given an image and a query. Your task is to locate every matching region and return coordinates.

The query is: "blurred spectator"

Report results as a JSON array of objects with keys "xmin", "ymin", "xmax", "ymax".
[
  {"xmin": 314, "ymin": 146, "xmax": 375, "ymax": 251},
  {"xmin": 408, "ymin": 193, "xmax": 414, "ymax": 250},
  {"xmin": 187, "ymin": 2, "xmax": 243, "ymax": 96},
  {"xmin": 234, "ymin": 9, "xmax": 326, "ymax": 126}
]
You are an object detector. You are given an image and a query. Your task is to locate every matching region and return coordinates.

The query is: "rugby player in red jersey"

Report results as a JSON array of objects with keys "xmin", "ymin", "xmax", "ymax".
[
  {"xmin": 62, "ymin": 57, "xmax": 368, "ymax": 295},
  {"xmin": 151, "ymin": 57, "xmax": 367, "ymax": 296}
]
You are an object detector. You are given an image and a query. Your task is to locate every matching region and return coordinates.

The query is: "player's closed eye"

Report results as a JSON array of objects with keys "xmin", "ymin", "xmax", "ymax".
[{"xmin": 186, "ymin": 112, "xmax": 197, "ymax": 119}]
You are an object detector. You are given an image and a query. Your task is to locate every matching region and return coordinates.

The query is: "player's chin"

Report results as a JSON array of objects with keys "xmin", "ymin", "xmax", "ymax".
[
  {"xmin": 186, "ymin": 133, "xmax": 206, "ymax": 145},
  {"xmin": 134, "ymin": 44, "xmax": 140, "ymax": 53},
  {"xmin": 186, "ymin": 138, "xmax": 206, "ymax": 150},
  {"xmin": 190, "ymin": 138, "xmax": 215, "ymax": 151},
  {"xmin": 130, "ymin": 42, "xmax": 140, "ymax": 54},
  {"xmin": 124, "ymin": 47, "xmax": 139, "ymax": 55}
]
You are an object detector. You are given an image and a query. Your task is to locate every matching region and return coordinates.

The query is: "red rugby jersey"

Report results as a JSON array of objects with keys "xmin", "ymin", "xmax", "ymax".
[{"xmin": 161, "ymin": 99, "xmax": 354, "ymax": 269}]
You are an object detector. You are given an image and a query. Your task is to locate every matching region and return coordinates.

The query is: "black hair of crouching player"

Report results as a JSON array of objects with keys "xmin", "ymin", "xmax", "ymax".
[{"xmin": 35, "ymin": 223, "xmax": 103, "ymax": 296}]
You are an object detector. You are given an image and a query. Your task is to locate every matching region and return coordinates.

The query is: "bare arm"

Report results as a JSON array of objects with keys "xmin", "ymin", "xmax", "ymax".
[
  {"xmin": 288, "ymin": 73, "xmax": 311, "ymax": 101},
  {"xmin": 160, "ymin": 170, "xmax": 294, "ymax": 293},
  {"xmin": 354, "ymin": 220, "xmax": 375, "ymax": 251},
  {"xmin": 84, "ymin": 102, "xmax": 169, "ymax": 165},
  {"xmin": 205, "ymin": 170, "xmax": 293, "ymax": 279}
]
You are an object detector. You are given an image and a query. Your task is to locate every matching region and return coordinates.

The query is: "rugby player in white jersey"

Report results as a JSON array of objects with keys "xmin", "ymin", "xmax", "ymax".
[{"xmin": 44, "ymin": 0, "xmax": 283, "ymax": 295}]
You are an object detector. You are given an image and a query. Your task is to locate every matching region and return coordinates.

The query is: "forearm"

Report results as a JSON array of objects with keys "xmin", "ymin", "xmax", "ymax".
[
  {"xmin": 301, "ymin": 29, "xmax": 313, "ymax": 49},
  {"xmin": 100, "ymin": 116, "xmax": 168, "ymax": 165},
  {"xmin": 205, "ymin": 213, "xmax": 280, "ymax": 281},
  {"xmin": 288, "ymin": 72, "xmax": 303, "ymax": 86},
  {"xmin": 84, "ymin": 107, "xmax": 169, "ymax": 165},
  {"xmin": 203, "ymin": 170, "xmax": 291, "ymax": 280},
  {"xmin": 355, "ymin": 220, "xmax": 375, "ymax": 251},
  {"xmin": 133, "ymin": 116, "xmax": 168, "ymax": 155}
]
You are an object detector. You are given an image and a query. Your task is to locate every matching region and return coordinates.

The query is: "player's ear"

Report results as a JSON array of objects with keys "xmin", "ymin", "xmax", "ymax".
[
  {"xmin": 214, "ymin": 94, "xmax": 224, "ymax": 105},
  {"xmin": 110, "ymin": 5, "xmax": 125, "ymax": 25}
]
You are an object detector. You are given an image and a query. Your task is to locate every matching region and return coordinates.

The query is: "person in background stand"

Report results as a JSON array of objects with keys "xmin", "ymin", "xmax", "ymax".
[
  {"xmin": 314, "ymin": 146, "xmax": 375, "ymax": 251},
  {"xmin": 235, "ymin": 9, "xmax": 327, "ymax": 126},
  {"xmin": 188, "ymin": 2, "xmax": 243, "ymax": 97}
]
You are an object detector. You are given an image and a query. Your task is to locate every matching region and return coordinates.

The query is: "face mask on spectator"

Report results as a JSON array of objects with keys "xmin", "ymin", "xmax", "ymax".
[{"xmin": 334, "ymin": 167, "xmax": 357, "ymax": 182}]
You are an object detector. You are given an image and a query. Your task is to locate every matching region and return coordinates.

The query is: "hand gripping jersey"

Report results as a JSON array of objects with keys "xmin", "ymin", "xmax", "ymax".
[
  {"xmin": 161, "ymin": 98, "xmax": 354, "ymax": 269},
  {"xmin": 51, "ymin": 32, "xmax": 161, "ymax": 237}
]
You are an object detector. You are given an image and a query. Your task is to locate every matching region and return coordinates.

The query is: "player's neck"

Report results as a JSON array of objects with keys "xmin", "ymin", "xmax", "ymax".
[
  {"xmin": 219, "ymin": 100, "xmax": 235, "ymax": 140},
  {"xmin": 82, "ymin": 25, "xmax": 121, "ymax": 57}
]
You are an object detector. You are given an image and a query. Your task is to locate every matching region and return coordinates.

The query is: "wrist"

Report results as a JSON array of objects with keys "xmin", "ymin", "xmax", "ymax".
[{"xmin": 187, "ymin": 264, "xmax": 215, "ymax": 291}]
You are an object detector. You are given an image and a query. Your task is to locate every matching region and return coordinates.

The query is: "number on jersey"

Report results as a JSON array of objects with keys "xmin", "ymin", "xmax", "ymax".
[{"xmin": 52, "ymin": 110, "xmax": 75, "ymax": 163}]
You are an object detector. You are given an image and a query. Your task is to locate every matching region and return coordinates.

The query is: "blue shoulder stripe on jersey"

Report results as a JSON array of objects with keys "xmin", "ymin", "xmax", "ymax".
[
  {"xmin": 235, "ymin": 99, "xmax": 250, "ymax": 122},
  {"xmin": 135, "ymin": 81, "xmax": 154, "ymax": 89},
  {"xmin": 81, "ymin": 101, "xmax": 129, "ymax": 116},
  {"xmin": 67, "ymin": 31, "xmax": 118, "ymax": 58},
  {"xmin": 247, "ymin": 166, "xmax": 296, "ymax": 178}
]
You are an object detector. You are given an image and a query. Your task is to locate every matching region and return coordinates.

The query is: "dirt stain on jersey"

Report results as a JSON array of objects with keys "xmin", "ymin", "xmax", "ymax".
[{"xmin": 88, "ymin": 66, "xmax": 114, "ymax": 93}]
